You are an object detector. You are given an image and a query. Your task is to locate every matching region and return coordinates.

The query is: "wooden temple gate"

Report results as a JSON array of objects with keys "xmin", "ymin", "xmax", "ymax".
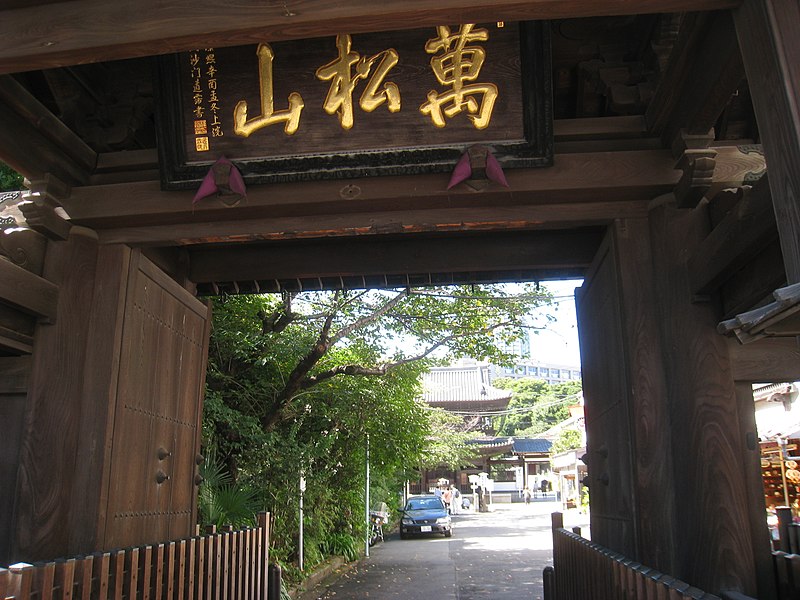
[{"xmin": 0, "ymin": 1, "xmax": 799, "ymax": 599}]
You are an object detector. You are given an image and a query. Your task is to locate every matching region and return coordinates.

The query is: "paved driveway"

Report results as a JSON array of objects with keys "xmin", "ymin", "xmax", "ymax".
[{"xmin": 302, "ymin": 500, "xmax": 589, "ymax": 600}]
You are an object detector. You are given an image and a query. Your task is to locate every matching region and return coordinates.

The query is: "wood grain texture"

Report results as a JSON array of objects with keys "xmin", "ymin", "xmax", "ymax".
[
  {"xmin": 102, "ymin": 250, "xmax": 209, "ymax": 550},
  {"xmin": 728, "ymin": 336, "xmax": 800, "ymax": 382},
  {"xmin": 735, "ymin": 0, "xmax": 800, "ymax": 283},
  {"xmin": 648, "ymin": 202, "xmax": 757, "ymax": 595},
  {"xmin": 65, "ymin": 149, "xmax": 680, "ymax": 228},
  {"xmin": 13, "ymin": 230, "xmax": 99, "ymax": 562},
  {"xmin": 187, "ymin": 229, "xmax": 602, "ymax": 283},
  {"xmin": 575, "ymin": 233, "xmax": 638, "ymax": 557},
  {"xmin": 96, "ymin": 201, "xmax": 649, "ymax": 247},
  {"xmin": 0, "ymin": 0, "xmax": 740, "ymax": 76},
  {"xmin": 719, "ymin": 239, "xmax": 786, "ymax": 319},
  {"xmin": 69, "ymin": 245, "xmax": 132, "ymax": 555},
  {"xmin": 0, "ymin": 259, "xmax": 58, "ymax": 321},
  {"xmin": 610, "ymin": 218, "xmax": 677, "ymax": 574},
  {"xmin": 646, "ymin": 11, "xmax": 744, "ymax": 141},
  {"xmin": 688, "ymin": 176, "xmax": 778, "ymax": 295},
  {"xmin": 0, "ymin": 358, "xmax": 30, "ymax": 565}
]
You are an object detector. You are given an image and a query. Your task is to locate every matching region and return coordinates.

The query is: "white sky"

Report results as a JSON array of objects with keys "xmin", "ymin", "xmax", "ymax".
[{"xmin": 528, "ymin": 279, "xmax": 583, "ymax": 367}]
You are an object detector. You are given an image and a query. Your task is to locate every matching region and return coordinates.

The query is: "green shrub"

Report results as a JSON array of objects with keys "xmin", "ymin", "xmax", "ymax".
[{"xmin": 320, "ymin": 532, "xmax": 360, "ymax": 562}]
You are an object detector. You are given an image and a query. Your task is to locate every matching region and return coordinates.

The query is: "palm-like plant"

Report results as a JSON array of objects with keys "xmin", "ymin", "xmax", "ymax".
[{"xmin": 198, "ymin": 448, "xmax": 261, "ymax": 528}]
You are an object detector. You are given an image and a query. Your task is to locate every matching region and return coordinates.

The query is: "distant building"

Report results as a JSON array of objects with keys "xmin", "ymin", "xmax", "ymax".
[
  {"xmin": 488, "ymin": 360, "xmax": 582, "ymax": 385},
  {"xmin": 421, "ymin": 362, "xmax": 512, "ymax": 434},
  {"xmin": 489, "ymin": 328, "xmax": 581, "ymax": 385},
  {"xmin": 415, "ymin": 362, "xmax": 554, "ymax": 499}
]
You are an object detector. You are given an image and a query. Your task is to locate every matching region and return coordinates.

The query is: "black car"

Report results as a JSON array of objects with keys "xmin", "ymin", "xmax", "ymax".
[{"xmin": 399, "ymin": 495, "xmax": 453, "ymax": 538}]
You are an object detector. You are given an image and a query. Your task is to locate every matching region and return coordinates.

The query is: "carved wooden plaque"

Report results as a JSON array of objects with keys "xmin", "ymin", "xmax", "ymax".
[{"xmin": 157, "ymin": 21, "xmax": 552, "ymax": 189}]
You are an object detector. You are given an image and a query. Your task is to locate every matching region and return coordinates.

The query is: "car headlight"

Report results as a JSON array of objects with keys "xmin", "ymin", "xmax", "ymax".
[
  {"xmin": 402, "ymin": 518, "xmax": 413, "ymax": 525},
  {"xmin": 436, "ymin": 517, "xmax": 451, "ymax": 524}
]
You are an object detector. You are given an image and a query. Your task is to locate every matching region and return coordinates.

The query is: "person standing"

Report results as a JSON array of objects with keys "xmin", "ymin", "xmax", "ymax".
[
  {"xmin": 450, "ymin": 486, "xmax": 461, "ymax": 514},
  {"xmin": 443, "ymin": 486, "xmax": 453, "ymax": 513},
  {"xmin": 523, "ymin": 486, "xmax": 532, "ymax": 505}
]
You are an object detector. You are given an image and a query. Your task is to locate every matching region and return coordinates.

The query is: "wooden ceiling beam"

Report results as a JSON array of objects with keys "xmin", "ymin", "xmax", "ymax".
[
  {"xmin": 0, "ymin": 0, "xmax": 741, "ymax": 76},
  {"xmin": 728, "ymin": 336, "xmax": 800, "ymax": 382},
  {"xmin": 735, "ymin": 0, "xmax": 800, "ymax": 284},
  {"xmin": 688, "ymin": 176, "xmax": 777, "ymax": 296},
  {"xmin": 65, "ymin": 149, "xmax": 679, "ymax": 230},
  {"xmin": 0, "ymin": 76, "xmax": 96, "ymax": 186},
  {"xmin": 187, "ymin": 229, "xmax": 602, "ymax": 284},
  {"xmin": 646, "ymin": 11, "xmax": 745, "ymax": 143},
  {"xmin": 95, "ymin": 200, "xmax": 648, "ymax": 246}
]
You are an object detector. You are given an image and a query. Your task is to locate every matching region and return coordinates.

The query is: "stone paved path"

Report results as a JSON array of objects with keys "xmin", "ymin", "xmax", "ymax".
[{"xmin": 300, "ymin": 499, "xmax": 589, "ymax": 600}]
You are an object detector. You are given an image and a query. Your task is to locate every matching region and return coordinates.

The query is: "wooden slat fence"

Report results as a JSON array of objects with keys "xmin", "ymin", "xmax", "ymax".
[
  {"xmin": 548, "ymin": 512, "xmax": 749, "ymax": 600},
  {"xmin": 769, "ymin": 507, "xmax": 800, "ymax": 599},
  {"xmin": 0, "ymin": 512, "xmax": 270, "ymax": 600}
]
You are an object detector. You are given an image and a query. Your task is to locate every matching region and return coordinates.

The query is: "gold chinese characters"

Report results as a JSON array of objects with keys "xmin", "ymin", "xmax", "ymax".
[
  {"xmin": 420, "ymin": 24, "xmax": 498, "ymax": 130},
  {"xmin": 191, "ymin": 49, "xmax": 225, "ymax": 151},
  {"xmin": 316, "ymin": 34, "xmax": 400, "ymax": 130},
  {"xmin": 230, "ymin": 24, "xmax": 500, "ymax": 138},
  {"xmin": 233, "ymin": 44, "xmax": 305, "ymax": 137}
]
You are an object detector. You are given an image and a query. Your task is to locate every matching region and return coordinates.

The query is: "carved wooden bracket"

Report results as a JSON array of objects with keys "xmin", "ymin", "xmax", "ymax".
[
  {"xmin": 0, "ymin": 227, "xmax": 47, "ymax": 276},
  {"xmin": 16, "ymin": 173, "xmax": 73, "ymax": 240},
  {"xmin": 673, "ymin": 149, "xmax": 717, "ymax": 209},
  {"xmin": 18, "ymin": 199, "xmax": 71, "ymax": 241},
  {"xmin": 671, "ymin": 129, "xmax": 717, "ymax": 208}
]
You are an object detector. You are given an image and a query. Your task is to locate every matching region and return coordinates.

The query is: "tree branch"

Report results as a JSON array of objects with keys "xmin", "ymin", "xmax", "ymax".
[
  {"xmin": 261, "ymin": 300, "xmax": 338, "ymax": 430},
  {"xmin": 331, "ymin": 290, "xmax": 407, "ymax": 344},
  {"xmin": 298, "ymin": 320, "xmax": 516, "ymax": 390}
]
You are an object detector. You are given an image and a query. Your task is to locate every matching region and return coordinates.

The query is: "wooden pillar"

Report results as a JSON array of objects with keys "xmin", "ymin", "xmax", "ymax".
[
  {"xmin": 13, "ymin": 228, "xmax": 100, "ymax": 561},
  {"xmin": 576, "ymin": 218, "xmax": 676, "ymax": 573},
  {"xmin": 609, "ymin": 218, "xmax": 678, "ymax": 573},
  {"xmin": 734, "ymin": 0, "xmax": 800, "ymax": 283},
  {"xmin": 649, "ymin": 202, "xmax": 758, "ymax": 595}
]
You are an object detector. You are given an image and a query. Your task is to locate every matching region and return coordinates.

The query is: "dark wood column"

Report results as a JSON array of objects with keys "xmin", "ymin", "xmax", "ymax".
[
  {"xmin": 648, "ymin": 202, "xmax": 759, "ymax": 596},
  {"xmin": 576, "ymin": 218, "xmax": 676, "ymax": 573},
  {"xmin": 734, "ymin": 0, "xmax": 800, "ymax": 283},
  {"xmin": 13, "ymin": 228, "xmax": 100, "ymax": 561}
]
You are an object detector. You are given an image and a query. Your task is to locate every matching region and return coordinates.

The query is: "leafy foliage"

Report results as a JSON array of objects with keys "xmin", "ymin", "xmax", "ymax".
[
  {"xmin": 0, "ymin": 162, "xmax": 22, "ymax": 192},
  {"xmin": 198, "ymin": 448, "xmax": 262, "ymax": 529},
  {"xmin": 550, "ymin": 427, "xmax": 584, "ymax": 454},
  {"xmin": 201, "ymin": 285, "xmax": 555, "ymax": 583},
  {"xmin": 320, "ymin": 532, "xmax": 360, "ymax": 562},
  {"xmin": 492, "ymin": 378, "xmax": 582, "ymax": 436}
]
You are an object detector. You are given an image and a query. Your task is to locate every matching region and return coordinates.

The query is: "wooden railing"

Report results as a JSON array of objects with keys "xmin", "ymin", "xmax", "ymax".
[
  {"xmin": 0, "ymin": 512, "xmax": 271, "ymax": 600},
  {"xmin": 548, "ymin": 512, "xmax": 753, "ymax": 600}
]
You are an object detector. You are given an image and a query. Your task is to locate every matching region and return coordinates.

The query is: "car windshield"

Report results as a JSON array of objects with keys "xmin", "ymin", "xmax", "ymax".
[{"xmin": 406, "ymin": 497, "xmax": 444, "ymax": 510}]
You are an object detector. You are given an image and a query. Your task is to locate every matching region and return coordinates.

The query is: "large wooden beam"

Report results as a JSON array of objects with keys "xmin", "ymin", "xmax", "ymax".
[
  {"xmin": 0, "ymin": 259, "xmax": 58, "ymax": 322},
  {"xmin": 66, "ymin": 149, "xmax": 680, "ymax": 230},
  {"xmin": 0, "ymin": 0, "xmax": 741, "ymax": 76},
  {"xmin": 97, "ymin": 201, "xmax": 647, "ymax": 246},
  {"xmin": 649, "ymin": 202, "xmax": 761, "ymax": 596},
  {"xmin": 688, "ymin": 176, "xmax": 777, "ymax": 295},
  {"xmin": 0, "ymin": 76, "xmax": 96, "ymax": 186},
  {"xmin": 735, "ymin": 0, "xmax": 800, "ymax": 283},
  {"xmin": 646, "ymin": 11, "xmax": 745, "ymax": 142},
  {"xmin": 728, "ymin": 336, "xmax": 800, "ymax": 382},
  {"xmin": 187, "ymin": 229, "xmax": 602, "ymax": 285}
]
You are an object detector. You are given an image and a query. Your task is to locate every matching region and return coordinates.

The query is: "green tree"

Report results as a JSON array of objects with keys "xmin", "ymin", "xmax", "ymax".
[
  {"xmin": 493, "ymin": 378, "xmax": 581, "ymax": 436},
  {"xmin": 0, "ymin": 162, "xmax": 22, "ymax": 191},
  {"xmin": 203, "ymin": 285, "xmax": 555, "ymax": 580},
  {"xmin": 550, "ymin": 427, "xmax": 584, "ymax": 454}
]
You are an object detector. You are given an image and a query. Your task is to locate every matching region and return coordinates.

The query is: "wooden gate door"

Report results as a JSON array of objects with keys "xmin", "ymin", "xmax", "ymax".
[
  {"xmin": 102, "ymin": 250, "xmax": 210, "ymax": 550},
  {"xmin": 575, "ymin": 230, "xmax": 639, "ymax": 557}
]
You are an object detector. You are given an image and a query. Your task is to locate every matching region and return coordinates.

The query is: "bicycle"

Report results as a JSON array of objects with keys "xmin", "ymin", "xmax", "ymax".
[{"xmin": 368, "ymin": 503, "xmax": 389, "ymax": 546}]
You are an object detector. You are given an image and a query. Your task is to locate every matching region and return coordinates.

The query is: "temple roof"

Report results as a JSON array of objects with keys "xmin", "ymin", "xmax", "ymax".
[{"xmin": 421, "ymin": 363, "xmax": 512, "ymax": 408}]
